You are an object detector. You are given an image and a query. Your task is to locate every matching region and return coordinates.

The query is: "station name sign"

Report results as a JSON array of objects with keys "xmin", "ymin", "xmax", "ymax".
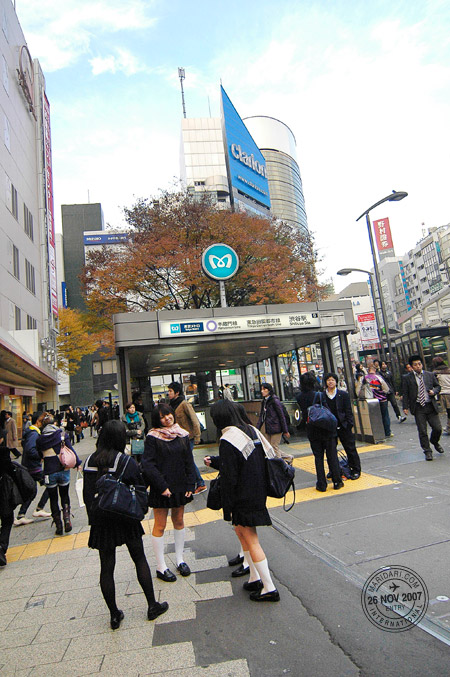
[{"xmin": 160, "ymin": 312, "xmax": 323, "ymax": 338}]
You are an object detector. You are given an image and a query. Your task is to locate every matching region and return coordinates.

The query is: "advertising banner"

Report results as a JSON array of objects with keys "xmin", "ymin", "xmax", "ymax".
[
  {"xmin": 357, "ymin": 312, "xmax": 380, "ymax": 348},
  {"xmin": 42, "ymin": 92, "xmax": 58, "ymax": 317},
  {"xmin": 373, "ymin": 217, "xmax": 394, "ymax": 257}
]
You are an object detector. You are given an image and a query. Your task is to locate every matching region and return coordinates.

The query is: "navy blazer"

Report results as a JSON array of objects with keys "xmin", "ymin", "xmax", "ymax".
[
  {"xmin": 402, "ymin": 370, "xmax": 440, "ymax": 415},
  {"xmin": 323, "ymin": 389, "xmax": 354, "ymax": 430}
]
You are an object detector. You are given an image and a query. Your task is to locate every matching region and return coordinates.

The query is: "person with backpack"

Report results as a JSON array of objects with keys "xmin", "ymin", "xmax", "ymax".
[
  {"xmin": 322, "ymin": 372, "xmax": 361, "ymax": 480},
  {"xmin": 83, "ymin": 420, "xmax": 168, "ymax": 629},
  {"xmin": 297, "ymin": 372, "xmax": 343, "ymax": 492},
  {"xmin": 36, "ymin": 413, "xmax": 82, "ymax": 535},
  {"xmin": 257, "ymin": 383, "xmax": 293, "ymax": 465}
]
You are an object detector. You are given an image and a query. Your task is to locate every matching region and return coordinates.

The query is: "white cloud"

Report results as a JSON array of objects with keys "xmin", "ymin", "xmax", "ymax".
[
  {"xmin": 90, "ymin": 48, "xmax": 148, "ymax": 76},
  {"xmin": 16, "ymin": 0, "xmax": 157, "ymax": 71}
]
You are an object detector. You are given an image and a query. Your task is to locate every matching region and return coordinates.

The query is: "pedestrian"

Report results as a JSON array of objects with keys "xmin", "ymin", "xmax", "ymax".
[
  {"xmin": 0, "ymin": 445, "xmax": 19, "ymax": 566},
  {"xmin": 87, "ymin": 404, "xmax": 97, "ymax": 436},
  {"xmin": 65, "ymin": 405, "xmax": 77, "ymax": 445},
  {"xmin": 4, "ymin": 412, "xmax": 21, "ymax": 458},
  {"xmin": 75, "ymin": 407, "xmax": 86, "ymax": 442},
  {"xmin": 210, "ymin": 399, "xmax": 280, "ymax": 602},
  {"xmin": 121, "ymin": 402, "xmax": 145, "ymax": 456},
  {"xmin": 323, "ymin": 372, "xmax": 361, "ymax": 479},
  {"xmin": 96, "ymin": 400, "xmax": 111, "ymax": 434},
  {"xmin": 377, "ymin": 361, "xmax": 406, "ymax": 423},
  {"xmin": 359, "ymin": 364, "xmax": 392, "ymax": 438},
  {"xmin": 257, "ymin": 383, "xmax": 293, "ymax": 464},
  {"xmin": 83, "ymin": 420, "xmax": 168, "ymax": 629},
  {"xmin": 403, "ymin": 355, "xmax": 443, "ymax": 460},
  {"xmin": 23, "ymin": 413, "xmax": 32, "ymax": 431},
  {"xmin": 223, "ymin": 384, "xmax": 234, "ymax": 401},
  {"xmin": 354, "ymin": 363, "xmax": 366, "ymax": 386},
  {"xmin": 432, "ymin": 356, "xmax": 450, "ymax": 435},
  {"xmin": 167, "ymin": 382, "xmax": 206, "ymax": 494},
  {"xmin": 297, "ymin": 372, "xmax": 343, "ymax": 492},
  {"xmin": 141, "ymin": 403, "xmax": 195, "ymax": 582},
  {"xmin": 36, "ymin": 413, "xmax": 82, "ymax": 535},
  {"xmin": 14, "ymin": 412, "xmax": 51, "ymax": 525}
]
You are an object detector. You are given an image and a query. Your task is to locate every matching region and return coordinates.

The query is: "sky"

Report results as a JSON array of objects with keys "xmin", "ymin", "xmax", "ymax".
[{"xmin": 16, "ymin": 0, "xmax": 450, "ymax": 291}]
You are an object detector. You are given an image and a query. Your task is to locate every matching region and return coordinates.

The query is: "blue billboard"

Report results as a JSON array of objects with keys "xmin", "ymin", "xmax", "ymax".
[
  {"xmin": 220, "ymin": 86, "xmax": 271, "ymax": 210},
  {"xmin": 83, "ymin": 232, "xmax": 129, "ymax": 245}
]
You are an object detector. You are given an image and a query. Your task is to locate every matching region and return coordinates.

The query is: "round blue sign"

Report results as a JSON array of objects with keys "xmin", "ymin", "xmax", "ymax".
[{"xmin": 201, "ymin": 243, "xmax": 239, "ymax": 281}]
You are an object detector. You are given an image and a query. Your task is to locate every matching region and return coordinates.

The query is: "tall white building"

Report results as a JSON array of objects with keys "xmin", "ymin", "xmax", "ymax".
[{"xmin": 0, "ymin": 0, "xmax": 58, "ymax": 420}]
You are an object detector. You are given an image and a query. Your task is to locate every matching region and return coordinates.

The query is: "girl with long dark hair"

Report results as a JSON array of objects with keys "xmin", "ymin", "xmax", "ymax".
[
  {"xmin": 141, "ymin": 404, "xmax": 195, "ymax": 583},
  {"xmin": 83, "ymin": 420, "xmax": 168, "ymax": 629},
  {"xmin": 210, "ymin": 399, "xmax": 280, "ymax": 602}
]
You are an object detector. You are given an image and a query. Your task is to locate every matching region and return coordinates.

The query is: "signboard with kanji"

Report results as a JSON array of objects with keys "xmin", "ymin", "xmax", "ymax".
[{"xmin": 373, "ymin": 217, "xmax": 395, "ymax": 258}]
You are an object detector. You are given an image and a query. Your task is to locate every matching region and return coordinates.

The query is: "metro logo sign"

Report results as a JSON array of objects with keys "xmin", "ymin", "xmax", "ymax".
[{"xmin": 373, "ymin": 217, "xmax": 394, "ymax": 255}]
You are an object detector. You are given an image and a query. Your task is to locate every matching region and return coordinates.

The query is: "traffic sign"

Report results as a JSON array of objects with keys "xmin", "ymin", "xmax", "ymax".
[{"xmin": 201, "ymin": 243, "xmax": 239, "ymax": 281}]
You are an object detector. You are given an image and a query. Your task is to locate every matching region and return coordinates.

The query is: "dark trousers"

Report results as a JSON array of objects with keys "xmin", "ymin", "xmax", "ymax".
[
  {"xmin": 0, "ymin": 512, "xmax": 14, "ymax": 553},
  {"xmin": 414, "ymin": 403, "xmax": 442, "ymax": 453},
  {"xmin": 379, "ymin": 400, "xmax": 391, "ymax": 436},
  {"xmin": 19, "ymin": 470, "xmax": 49, "ymax": 516},
  {"xmin": 337, "ymin": 426, "xmax": 361, "ymax": 473},
  {"xmin": 309, "ymin": 435, "xmax": 341, "ymax": 489},
  {"xmin": 386, "ymin": 392, "xmax": 401, "ymax": 418}
]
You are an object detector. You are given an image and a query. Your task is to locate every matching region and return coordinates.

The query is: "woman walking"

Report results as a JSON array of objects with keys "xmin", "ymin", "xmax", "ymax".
[
  {"xmin": 297, "ymin": 372, "xmax": 343, "ymax": 492},
  {"xmin": 257, "ymin": 383, "xmax": 293, "ymax": 464},
  {"xmin": 141, "ymin": 404, "xmax": 195, "ymax": 582},
  {"xmin": 210, "ymin": 399, "xmax": 280, "ymax": 602},
  {"xmin": 121, "ymin": 402, "xmax": 145, "ymax": 455},
  {"xmin": 83, "ymin": 420, "xmax": 168, "ymax": 629},
  {"xmin": 36, "ymin": 413, "xmax": 82, "ymax": 535}
]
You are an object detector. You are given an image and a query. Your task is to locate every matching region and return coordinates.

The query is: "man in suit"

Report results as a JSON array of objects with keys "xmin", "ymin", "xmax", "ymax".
[
  {"xmin": 323, "ymin": 372, "xmax": 361, "ymax": 479},
  {"xmin": 402, "ymin": 354, "xmax": 443, "ymax": 460}
]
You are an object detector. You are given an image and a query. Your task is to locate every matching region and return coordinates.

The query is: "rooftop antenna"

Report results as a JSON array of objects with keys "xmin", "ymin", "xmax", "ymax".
[
  {"xmin": 178, "ymin": 67, "xmax": 186, "ymax": 118},
  {"xmin": 208, "ymin": 95, "xmax": 211, "ymax": 117}
]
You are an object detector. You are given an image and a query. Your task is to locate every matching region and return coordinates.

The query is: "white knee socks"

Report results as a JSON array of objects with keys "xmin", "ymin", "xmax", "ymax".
[
  {"xmin": 253, "ymin": 557, "xmax": 276, "ymax": 594},
  {"xmin": 174, "ymin": 528, "xmax": 186, "ymax": 566},
  {"xmin": 243, "ymin": 550, "xmax": 260, "ymax": 583},
  {"xmin": 151, "ymin": 534, "xmax": 167, "ymax": 573}
]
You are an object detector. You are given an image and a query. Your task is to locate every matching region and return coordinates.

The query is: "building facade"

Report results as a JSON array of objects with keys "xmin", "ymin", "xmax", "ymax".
[{"xmin": 0, "ymin": 0, "xmax": 58, "ymax": 422}]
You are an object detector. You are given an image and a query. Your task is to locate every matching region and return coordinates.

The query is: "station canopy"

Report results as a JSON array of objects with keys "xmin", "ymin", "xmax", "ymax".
[{"xmin": 113, "ymin": 301, "xmax": 355, "ymax": 376}]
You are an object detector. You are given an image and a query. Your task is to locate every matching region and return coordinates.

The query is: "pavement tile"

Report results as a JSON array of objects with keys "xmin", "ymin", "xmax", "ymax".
[
  {"xmin": 195, "ymin": 581, "xmax": 233, "ymax": 600},
  {"xmin": 0, "ymin": 579, "xmax": 42, "ymax": 602},
  {"xmin": 0, "ymin": 596, "xmax": 33, "ymax": 615},
  {"xmin": 32, "ymin": 614, "xmax": 113, "ymax": 643},
  {"xmin": 34, "ymin": 573, "xmax": 101, "ymax": 596},
  {"xmin": 146, "ymin": 659, "xmax": 250, "ymax": 676},
  {"xmin": 0, "ymin": 639, "xmax": 70, "ymax": 672},
  {"xmin": 100, "ymin": 641, "xmax": 195, "ymax": 675},
  {"xmin": 0, "ymin": 625, "xmax": 38, "ymax": 649},
  {"xmin": 64, "ymin": 626, "xmax": 155, "ymax": 661},
  {"xmin": 26, "ymin": 656, "xmax": 104, "ymax": 677},
  {"xmin": 0, "ymin": 612, "xmax": 16, "ymax": 631},
  {"xmin": 8, "ymin": 603, "xmax": 88, "ymax": 630},
  {"xmin": 56, "ymin": 581, "xmax": 126, "ymax": 607},
  {"xmin": 0, "ymin": 557, "xmax": 58, "ymax": 578}
]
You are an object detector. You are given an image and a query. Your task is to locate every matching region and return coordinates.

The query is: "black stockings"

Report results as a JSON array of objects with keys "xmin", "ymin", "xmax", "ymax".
[
  {"xmin": 98, "ymin": 538, "xmax": 156, "ymax": 615},
  {"xmin": 47, "ymin": 484, "xmax": 70, "ymax": 516}
]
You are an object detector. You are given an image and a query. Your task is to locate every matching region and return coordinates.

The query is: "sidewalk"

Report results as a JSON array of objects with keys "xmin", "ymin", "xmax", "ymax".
[{"xmin": 2, "ymin": 417, "xmax": 450, "ymax": 675}]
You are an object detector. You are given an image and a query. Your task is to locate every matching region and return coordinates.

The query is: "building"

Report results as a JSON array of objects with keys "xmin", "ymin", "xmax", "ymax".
[
  {"xmin": 243, "ymin": 116, "xmax": 309, "ymax": 233},
  {"xmin": 180, "ymin": 86, "xmax": 307, "ymax": 226},
  {"xmin": 0, "ymin": 0, "xmax": 58, "ymax": 421}
]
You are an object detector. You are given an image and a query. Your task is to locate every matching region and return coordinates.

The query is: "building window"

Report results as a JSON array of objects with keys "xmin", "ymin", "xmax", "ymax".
[
  {"xmin": 26, "ymin": 314, "xmax": 37, "ymax": 329},
  {"xmin": 15, "ymin": 306, "xmax": 21, "ymax": 330},
  {"xmin": 25, "ymin": 259, "xmax": 35, "ymax": 294},
  {"xmin": 13, "ymin": 245, "xmax": 19, "ymax": 279},
  {"xmin": 10, "ymin": 183, "xmax": 18, "ymax": 219},
  {"xmin": 92, "ymin": 359, "xmax": 117, "ymax": 375},
  {"xmin": 4, "ymin": 114, "xmax": 10, "ymax": 151},
  {"xmin": 24, "ymin": 204, "xmax": 34, "ymax": 240},
  {"xmin": 2, "ymin": 55, "xmax": 8, "ymax": 92}
]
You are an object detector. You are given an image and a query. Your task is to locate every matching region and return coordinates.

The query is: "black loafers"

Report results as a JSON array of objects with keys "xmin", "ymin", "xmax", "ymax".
[
  {"xmin": 333, "ymin": 481, "xmax": 344, "ymax": 490},
  {"xmin": 249, "ymin": 589, "xmax": 280, "ymax": 602},
  {"xmin": 350, "ymin": 471, "xmax": 361, "ymax": 480},
  {"xmin": 435, "ymin": 444, "xmax": 444, "ymax": 454},
  {"xmin": 177, "ymin": 562, "xmax": 191, "ymax": 577},
  {"xmin": 110, "ymin": 609, "xmax": 124, "ymax": 630},
  {"xmin": 147, "ymin": 601, "xmax": 169, "ymax": 620},
  {"xmin": 243, "ymin": 579, "xmax": 263, "ymax": 592},
  {"xmin": 228, "ymin": 554, "xmax": 244, "ymax": 567},
  {"xmin": 231, "ymin": 564, "xmax": 250, "ymax": 577},
  {"xmin": 156, "ymin": 568, "xmax": 177, "ymax": 582}
]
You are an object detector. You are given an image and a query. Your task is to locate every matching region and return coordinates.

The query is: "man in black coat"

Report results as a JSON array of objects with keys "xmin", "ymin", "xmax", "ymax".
[
  {"xmin": 402, "ymin": 354, "xmax": 443, "ymax": 460},
  {"xmin": 323, "ymin": 373, "xmax": 361, "ymax": 479}
]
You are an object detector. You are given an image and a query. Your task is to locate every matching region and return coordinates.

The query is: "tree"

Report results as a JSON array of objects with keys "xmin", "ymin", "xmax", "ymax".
[
  {"xmin": 81, "ymin": 190, "xmax": 325, "ymax": 322},
  {"xmin": 57, "ymin": 307, "xmax": 109, "ymax": 375}
]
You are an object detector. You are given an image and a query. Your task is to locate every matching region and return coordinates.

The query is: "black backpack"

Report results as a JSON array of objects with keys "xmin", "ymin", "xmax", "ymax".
[{"xmin": 281, "ymin": 403, "xmax": 291, "ymax": 429}]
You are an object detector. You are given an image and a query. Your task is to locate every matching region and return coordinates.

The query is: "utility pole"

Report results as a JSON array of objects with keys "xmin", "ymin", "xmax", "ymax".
[{"xmin": 178, "ymin": 67, "xmax": 186, "ymax": 118}]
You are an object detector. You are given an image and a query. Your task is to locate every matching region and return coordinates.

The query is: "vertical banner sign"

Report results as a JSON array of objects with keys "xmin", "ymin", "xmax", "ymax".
[
  {"xmin": 357, "ymin": 312, "xmax": 380, "ymax": 348},
  {"xmin": 373, "ymin": 217, "xmax": 394, "ymax": 257},
  {"xmin": 42, "ymin": 93, "xmax": 58, "ymax": 317}
]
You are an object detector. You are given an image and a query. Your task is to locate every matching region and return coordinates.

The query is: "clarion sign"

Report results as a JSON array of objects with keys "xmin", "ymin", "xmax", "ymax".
[{"xmin": 230, "ymin": 143, "xmax": 267, "ymax": 178}]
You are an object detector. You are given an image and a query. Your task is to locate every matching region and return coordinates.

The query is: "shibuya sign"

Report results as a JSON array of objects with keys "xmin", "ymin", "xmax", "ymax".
[{"xmin": 230, "ymin": 143, "xmax": 267, "ymax": 178}]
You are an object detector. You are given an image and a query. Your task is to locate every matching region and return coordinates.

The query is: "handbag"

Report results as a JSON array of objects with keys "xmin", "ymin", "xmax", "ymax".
[
  {"xmin": 58, "ymin": 435, "xmax": 77, "ymax": 469},
  {"xmin": 357, "ymin": 378, "xmax": 374, "ymax": 401},
  {"xmin": 11, "ymin": 462, "xmax": 37, "ymax": 503},
  {"xmin": 338, "ymin": 451, "xmax": 352, "ymax": 479},
  {"xmin": 307, "ymin": 392, "xmax": 338, "ymax": 433},
  {"xmin": 96, "ymin": 455, "xmax": 148, "ymax": 521},
  {"xmin": 75, "ymin": 470, "xmax": 85, "ymax": 508},
  {"xmin": 206, "ymin": 476, "xmax": 222, "ymax": 510},
  {"xmin": 265, "ymin": 456, "xmax": 296, "ymax": 511},
  {"xmin": 131, "ymin": 438, "xmax": 145, "ymax": 455}
]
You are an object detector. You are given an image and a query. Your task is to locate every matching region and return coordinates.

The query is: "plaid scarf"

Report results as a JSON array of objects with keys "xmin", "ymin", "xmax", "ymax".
[{"xmin": 147, "ymin": 423, "xmax": 189, "ymax": 440}]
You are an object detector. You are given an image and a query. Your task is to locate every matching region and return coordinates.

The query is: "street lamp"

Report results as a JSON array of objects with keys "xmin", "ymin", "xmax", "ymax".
[
  {"xmin": 356, "ymin": 191, "xmax": 408, "ymax": 372},
  {"xmin": 337, "ymin": 267, "xmax": 384, "ymax": 359}
]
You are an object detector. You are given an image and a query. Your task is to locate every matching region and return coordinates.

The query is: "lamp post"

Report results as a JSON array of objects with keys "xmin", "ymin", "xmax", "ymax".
[
  {"xmin": 356, "ymin": 191, "xmax": 408, "ymax": 373},
  {"xmin": 337, "ymin": 267, "xmax": 385, "ymax": 359}
]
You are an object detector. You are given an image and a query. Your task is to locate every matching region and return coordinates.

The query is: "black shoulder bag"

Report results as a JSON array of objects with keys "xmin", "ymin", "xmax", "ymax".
[{"xmin": 96, "ymin": 455, "xmax": 149, "ymax": 521}]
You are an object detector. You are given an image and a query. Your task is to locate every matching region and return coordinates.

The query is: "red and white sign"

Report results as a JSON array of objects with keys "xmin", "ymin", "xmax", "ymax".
[
  {"xmin": 357, "ymin": 312, "xmax": 380, "ymax": 348},
  {"xmin": 42, "ymin": 92, "xmax": 58, "ymax": 317},
  {"xmin": 373, "ymin": 217, "xmax": 394, "ymax": 255}
]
